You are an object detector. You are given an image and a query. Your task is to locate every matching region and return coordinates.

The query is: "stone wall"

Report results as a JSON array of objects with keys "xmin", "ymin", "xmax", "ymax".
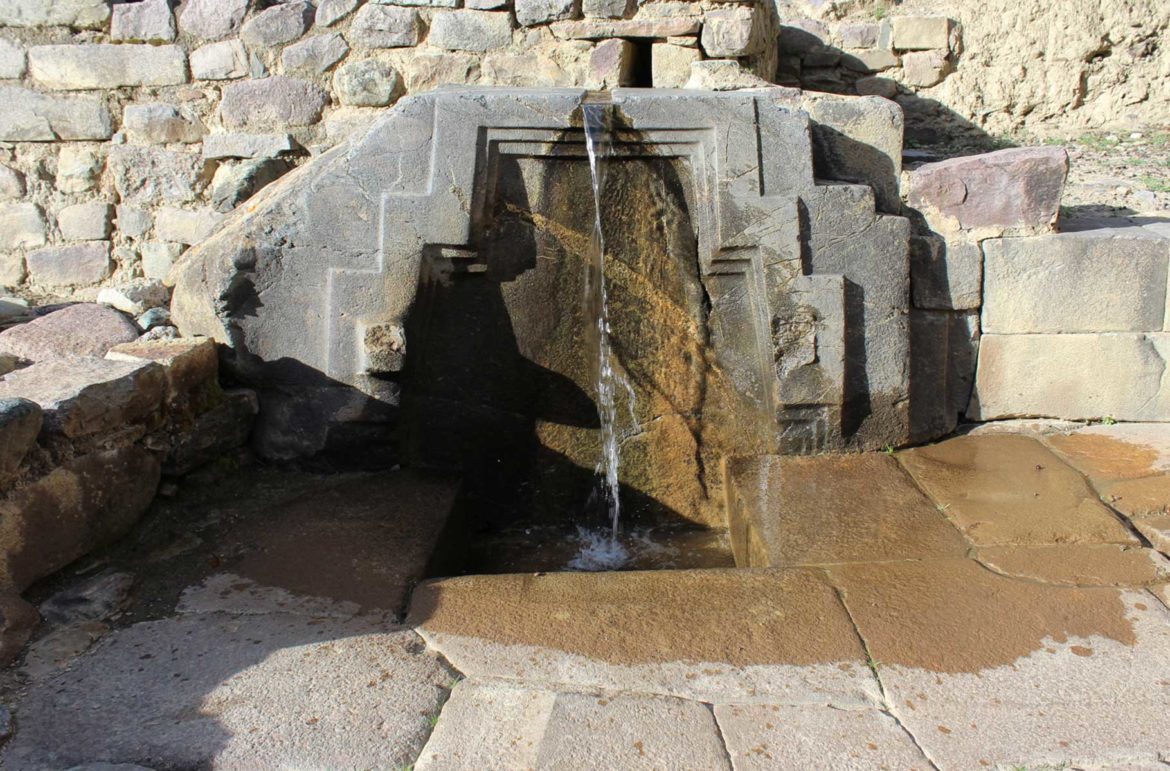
[{"xmin": 0, "ymin": 0, "xmax": 1164, "ymax": 311}]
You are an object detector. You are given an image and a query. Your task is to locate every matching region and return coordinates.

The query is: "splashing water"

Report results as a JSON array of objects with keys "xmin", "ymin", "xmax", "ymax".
[{"xmin": 580, "ymin": 99, "xmax": 631, "ymax": 551}]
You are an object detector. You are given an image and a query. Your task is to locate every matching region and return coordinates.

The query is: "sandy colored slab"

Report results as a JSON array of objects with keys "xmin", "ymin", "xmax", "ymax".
[
  {"xmin": 226, "ymin": 470, "xmax": 458, "ymax": 615},
  {"xmin": 1097, "ymin": 475, "xmax": 1170, "ymax": 519},
  {"xmin": 726, "ymin": 454, "xmax": 967, "ymax": 567},
  {"xmin": 829, "ymin": 558, "xmax": 1140, "ymax": 673},
  {"xmin": 1048, "ymin": 423, "xmax": 1170, "ymax": 482},
  {"xmin": 976, "ymin": 544, "xmax": 1170, "ymax": 586},
  {"xmin": 831, "ymin": 560, "xmax": 1170, "ymax": 767},
  {"xmin": 1133, "ymin": 516, "xmax": 1170, "ymax": 554},
  {"xmin": 418, "ymin": 681, "xmax": 730, "ymax": 770},
  {"xmin": 897, "ymin": 434, "xmax": 1137, "ymax": 546},
  {"xmin": 714, "ymin": 704, "xmax": 932, "ymax": 770},
  {"xmin": 409, "ymin": 568, "xmax": 879, "ymax": 705},
  {"xmin": 0, "ymin": 614, "xmax": 451, "ymax": 770}
]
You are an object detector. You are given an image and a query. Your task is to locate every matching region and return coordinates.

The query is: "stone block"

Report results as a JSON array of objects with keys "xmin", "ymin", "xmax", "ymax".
[
  {"xmin": 550, "ymin": 17, "xmax": 698, "ymax": 38},
  {"xmin": 219, "ymin": 76, "xmax": 330, "ymax": 130},
  {"xmin": 202, "ymin": 133, "xmax": 296, "ymax": 160},
  {"xmin": 0, "ymin": 255, "xmax": 25, "ymax": 287},
  {"xmin": 683, "ymin": 58, "xmax": 772, "ymax": 90},
  {"xmin": 0, "ymin": 167, "xmax": 22, "ymax": 201},
  {"xmin": 0, "ymin": 397, "xmax": 41, "ymax": 482},
  {"xmin": 110, "ymin": 0, "xmax": 175, "ymax": 42},
  {"xmin": 838, "ymin": 21, "xmax": 878, "ymax": 49},
  {"xmin": 316, "ymin": 0, "xmax": 362, "ymax": 26},
  {"xmin": 0, "ymin": 358, "xmax": 166, "ymax": 440},
  {"xmin": 429, "ymin": 11, "xmax": 513, "ymax": 52},
  {"xmin": 0, "ymin": 447, "xmax": 159, "ymax": 601},
  {"xmin": 332, "ymin": 59, "xmax": 403, "ymax": 107},
  {"xmin": 190, "ymin": 39, "xmax": 249, "ymax": 80},
  {"xmin": 901, "ymin": 48, "xmax": 950, "ymax": 87},
  {"xmin": 854, "ymin": 75, "xmax": 897, "ymax": 98},
  {"xmin": 466, "ymin": 0, "xmax": 509, "ymax": 8},
  {"xmin": 57, "ymin": 202, "xmax": 113, "ymax": 242},
  {"xmin": 56, "ymin": 147, "xmax": 103, "ymax": 193},
  {"xmin": 515, "ymin": 0, "xmax": 575, "ymax": 26},
  {"xmin": 123, "ymin": 103, "xmax": 205, "ymax": 145},
  {"xmin": 0, "ymin": 87, "xmax": 113, "ymax": 142},
  {"xmin": 108, "ymin": 147, "xmax": 209, "ymax": 205},
  {"xmin": 908, "ymin": 308, "xmax": 954, "ymax": 441},
  {"xmin": 163, "ymin": 389, "xmax": 258, "ymax": 474},
  {"xmin": 947, "ymin": 310, "xmax": 979, "ymax": 419},
  {"xmin": 154, "ymin": 207, "xmax": 224, "ymax": 245},
  {"xmin": 178, "ymin": 0, "xmax": 249, "ymax": 40},
  {"xmin": 97, "ymin": 280, "xmax": 170, "ymax": 316},
  {"xmin": 347, "ymin": 4, "xmax": 421, "ymax": 48},
  {"xmin": 586, "ymin": 38, "xmax": 632, "ymax": 88},
  {"xmin": 115, "ymin": 206, "xmax": 152, "ymax": 239},
  {"xmin": 909, "ymin": 235, "xmax": 982, "ymax": 310},
  {"xmin": 0, "ymin": 0, "xmax": 109, "ymax": 29},
  {"xmin": 969, "ymin": 333, "xmax": 1170, "ymax": 422},
  {"xmin": 801, "ymin": 93, "xmax": 904, "ymax": 214},
  {"xmin": 909, "ymin": 147, "xmax": 1068, "ymax": 237},
  {"xmin": 890, "ymin": 15, "xmax": 951, "ymax": 51},
  {"xmin": 28, "ymin": 44, "xmax": 188, "ymax": 90},
  {"xmin": 140, "ymin": 242, "xmax": 183, "ymax": 281},
  {"xmin": 240, "ymin": 1, "xmax": 314, "ymax": 48},
  {"xmin": 26, "ymin": 242, "xmax": 111, "ymax": 287},
  {"xmin": 582, "ymin": 0, "xmax": 629, "ymax": 18},
  {"xmin": 651, "ymin": 43, "xmax": 701, "ymax": 88},
  {"xmin": 701, "ymin": 7, "xmax": 759, "ymax": 58},
  {"xmin": 847, "ymin": 47, "xmax": 899, "ymax": 72},
  {"xmin": 0, "ymin": 38, "xmax": 26, "ymax": 79},
  {"xmin": 107, "ymin": 338, "xmax": 218, "ymax": 405},
  {"xmin": 778, "ymin": 19, "xmax": 828, "ymax": 54},
  {"xmin": 281, "ymin": 32, "xmax": 350, "ymax": 73},
  {"xmin": 983, "ymin": 231, "xmax": 1168, "ymax": 334},
  {"xmin": 0, "ymin": 203, "xmax": 47, "ymax": 250}
]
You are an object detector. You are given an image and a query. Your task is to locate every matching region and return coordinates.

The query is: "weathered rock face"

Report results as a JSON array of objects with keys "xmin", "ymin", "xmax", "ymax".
[{"xmin": 172, "ymin": 88, "xmax": 918, "ymax": 527}]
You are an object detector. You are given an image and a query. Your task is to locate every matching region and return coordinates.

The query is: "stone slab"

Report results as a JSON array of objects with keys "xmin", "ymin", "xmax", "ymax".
[
  {"xmin": 983, "ymin": 231, "xmax": 1169, "ymax": 334},
  {"xmin": 909, "ymin": 147, "xmax": 1068, "ymax": 237},
  {"xmin": 106, "ymin": 337, "xmax": 217, "ymax": 400},
  {"xmin": 0, "ymin": 0, "xmax": 109, "ymax": 29},
  {"xmin": 714, "ymin": 703, "xmax": 932, "ymax": 770},
  {"xmin": 429, "ymin": 10, "xmax": 513, "ymax": 52},
  {"xmin": 0, "ymin": 303, "xmax": 139, "ymax": 361},
  {"xmin": 0, "ymin": 357, "xmax": 166, "ymax": 439},
  {"xmin": 219, "ymin": 76, "xmax": 329, "ymax": 130},
  {"xmin": 0, "ymin": 87, "xmax": 113, "ymax": 141},
  {"xmin": 28, "ymin": 44, "xmax": 188, "ymax": 90},
  {"xmin": 1047, "ymin": 423, "xmax": 1170, "ymax": 482},
  {"xmin": 410, "ymin": 568, "xmax": 880, "ymax": 705},
  {"xmin": 897, "ymin": 433, "xmax": 1138, "ymax": 546},
  {"xmin": 831, "ymin": 559, "xmax": 1170, "ymax": 769},
  {"xmin": 0, "ymin": 615, "xmax": 450, "ymax": 770},
  {"xmin": 26, "ymin": 242, "xmax": 110, "ymax": 287},
  {"xmin": 976, "ymin": 544, "xmax": 1170, "ymax": 586},
  {"xmin": 418, "ymin": 681, "xmax": 731, "ymax": 770},
  {"xmin": 202, "ymin": 133, "xmax": 294, "ymax": 160},
  {"xmin": 969, "ymin": 333, "xmax": 1170, "ymax": 422},
  {"xmin": 550, "ymin": 18, "xmax": 700, "ymax": 38},
  {"xmin": 725, "ymin": 453, "xmax": 967, "ymax": 568}
]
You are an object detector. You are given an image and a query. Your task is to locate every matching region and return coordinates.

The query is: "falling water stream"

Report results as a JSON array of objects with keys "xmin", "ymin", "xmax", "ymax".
[{"xmin": 569, "ymin": 97, "xmax": 632, "ymax": 571}]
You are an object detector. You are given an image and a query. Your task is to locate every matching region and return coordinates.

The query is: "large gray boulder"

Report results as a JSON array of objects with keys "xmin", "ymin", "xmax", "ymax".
[{"xmin": 171, "ymin": 88, "xmax": 915, "ymax": 468}]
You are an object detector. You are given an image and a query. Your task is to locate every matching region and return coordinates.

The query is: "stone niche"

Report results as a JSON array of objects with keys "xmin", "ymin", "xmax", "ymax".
[{"xmin": 172, "ymin": 87, "xmax": 919, "ymax": 526}]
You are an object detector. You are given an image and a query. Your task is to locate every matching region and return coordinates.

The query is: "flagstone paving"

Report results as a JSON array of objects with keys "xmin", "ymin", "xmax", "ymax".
[{"xmin": 4, "ymin": 423, "xmax": 1170, "ymax": 769}]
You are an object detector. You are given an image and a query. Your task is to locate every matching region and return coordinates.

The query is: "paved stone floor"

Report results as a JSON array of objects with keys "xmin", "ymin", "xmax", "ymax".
[{"xmin": 3, "ymin": 422, "xmax": 1170, "ymax": 769}]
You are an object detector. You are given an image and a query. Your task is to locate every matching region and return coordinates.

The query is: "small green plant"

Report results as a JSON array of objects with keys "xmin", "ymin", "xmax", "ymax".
[
  {"xmin": 936, "ymin": 503, "xmax": 950, "ymax": 513},
  {"xmin": 872, "ymin": 2, "xmax": 889, "ymax": 20},
  {"xmin": 1139, "ymin": 175, "xmax": 1170, "ymax": 193},
  {"xmin": 1076, "ymin": 133, "xmax": 1122, "ymax": 151},
  {"xmin": 882, "ymin": 444, "xmax": 896, "ymax": 455},
  {"xmin": 1101, "ymin": 415, "xmax": 1118, "ymax": 425}
]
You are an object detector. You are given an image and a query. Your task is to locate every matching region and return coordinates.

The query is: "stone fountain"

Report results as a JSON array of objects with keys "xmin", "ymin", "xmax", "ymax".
[{"xmin": 172, "ymin": 87, "xmax": 944, "ymax": 562}]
